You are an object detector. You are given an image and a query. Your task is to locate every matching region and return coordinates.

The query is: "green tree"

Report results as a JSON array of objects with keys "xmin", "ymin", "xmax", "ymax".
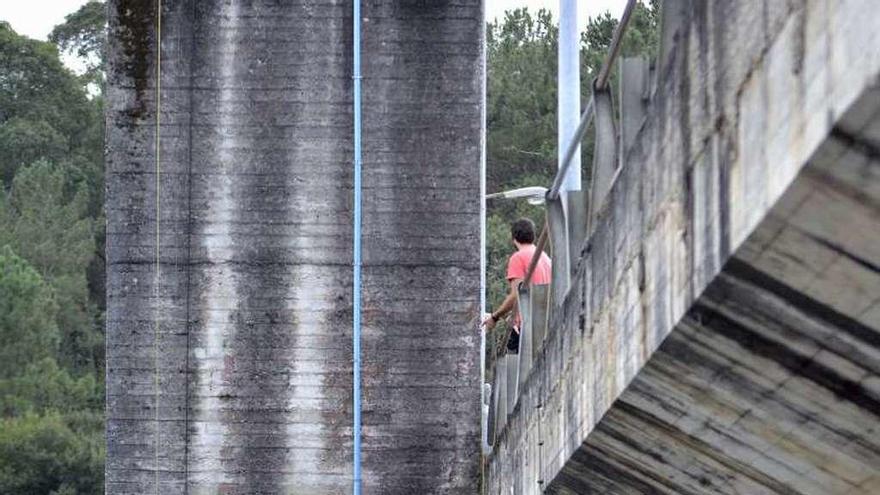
[
  {"xmin": 0, "ymin": 7, "xmax": 108, "ymax": 494},
  {"xmin": 50, "ymin": 1, "xmax": 107, "ymax": 92},
  {"xmin": 0, "ymin": 161, "xmax": 97, "ymax": 372},
  {"xmin": 0, "ymin": 246, "xmax": 60, "ymax": 379},
  {"xmin": 581, "ymin": 1, "xmax": 660, "ymax": 97},
  {"xmin": 46, "ymin": 1, "xmax": 109, "ymax": 315},
  {"xmin": 0, "ymin": 412, "xmax": 103, "ymax": 495},
  {"xmin": 487, "ymin": 8, "xmax": 558, "ymax": 193},
  {"xmin": 0, "ymin": 117, "xmax": 69, "ymax": 185},
  {"xmin": 0, "ymin": 358, "xmax": 101, "ymax": 418},
  {"xmin": 0, "ymin": 23, "xmax": 97, "ymax": 185}
]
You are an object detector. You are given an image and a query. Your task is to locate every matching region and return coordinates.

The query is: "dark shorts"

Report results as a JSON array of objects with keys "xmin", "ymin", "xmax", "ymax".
[{"xmin": 506, "ymin": 327, "xmax": 520, "ymax": 354}]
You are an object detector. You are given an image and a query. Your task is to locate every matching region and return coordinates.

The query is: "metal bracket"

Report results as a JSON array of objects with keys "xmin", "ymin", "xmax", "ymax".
[
  {"xmin": 516, "ymin": 285, "xmax": 533, "ymax": 391},
  {"xmin": 546, "ymin": 195, "xmax": 570, "ymax": 306},
  {"xmin": 565, "ymin": 189, "xmax": 588, "ymax": 276},
  {"xmin": 588, "ymin": 78, "xmax": 618, "ymax": 232},
  {"xmin": 495, "ymin": 354, "xmax": 507, "ymax": 432},
  {"xmin": 658, "ymin": 0, "xmax": 688, "ymax": 85},
  {"xmin": 618, "ymin": 57, "xmax": 650, "ymax": 166}
]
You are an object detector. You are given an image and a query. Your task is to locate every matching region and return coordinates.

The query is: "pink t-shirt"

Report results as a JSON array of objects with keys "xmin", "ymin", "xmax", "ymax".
[
  {"xmin": 506, "ymin": 245, "xmax": 551, "ymax": 328},
  {"xmin": 507, "ymin": 245, "xmax": 551, "ymax": 285}
]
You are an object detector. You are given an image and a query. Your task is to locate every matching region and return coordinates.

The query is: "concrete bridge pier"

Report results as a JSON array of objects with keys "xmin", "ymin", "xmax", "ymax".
[{"xmin": 105, "ymin": 1, "xmax": 483, "ymax": 493}]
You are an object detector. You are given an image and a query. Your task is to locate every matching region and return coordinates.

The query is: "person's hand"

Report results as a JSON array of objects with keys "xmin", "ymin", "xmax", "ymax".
[{"xmin": 481, "ymin": 313, "xmax": 497, "ymax": 331}]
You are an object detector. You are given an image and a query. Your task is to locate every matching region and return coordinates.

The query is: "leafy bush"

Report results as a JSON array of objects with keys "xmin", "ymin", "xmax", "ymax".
[{"xmin": 0, "ymin": 412, "xmax": 103, "ymax": 495}]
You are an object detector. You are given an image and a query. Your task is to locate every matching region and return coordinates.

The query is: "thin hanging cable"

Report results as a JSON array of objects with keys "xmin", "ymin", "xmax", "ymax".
[
  {"xmin": 352, "ymin": 1, "xmax": 363, "ymax": 493},
  {"xmin": 153, "ymin": 1, "xmax": 162, "ymax": 493}
]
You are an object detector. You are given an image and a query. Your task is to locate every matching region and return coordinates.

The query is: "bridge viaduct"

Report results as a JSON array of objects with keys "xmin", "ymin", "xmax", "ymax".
[
  {"xmin": 487, "ymin": 1, "xmax": 880, "ymax": 494},
  {"xmin": 106, "ymin": 1, "xmax": 880, "ymax": 494}
]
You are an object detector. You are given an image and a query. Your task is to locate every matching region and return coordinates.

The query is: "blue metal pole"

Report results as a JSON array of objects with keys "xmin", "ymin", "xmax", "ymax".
[
  {"xmin": 352, "ymin": 0, "xmax": 361, "ymax": 495},
  {"xmin": 352, "ymin": 0, "xmax": 363, "ymax": 493}
]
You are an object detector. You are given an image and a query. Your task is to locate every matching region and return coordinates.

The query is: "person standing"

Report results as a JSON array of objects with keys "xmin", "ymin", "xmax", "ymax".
[{"xmin": 481, "ymin": 218, "xmax": 552, "ymax": 352}]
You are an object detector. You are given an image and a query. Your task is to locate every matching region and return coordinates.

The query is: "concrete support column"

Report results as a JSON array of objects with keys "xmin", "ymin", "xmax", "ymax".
[{"xmin": 106, "ymin": 1, "xmax": 484, "ymax": 493}]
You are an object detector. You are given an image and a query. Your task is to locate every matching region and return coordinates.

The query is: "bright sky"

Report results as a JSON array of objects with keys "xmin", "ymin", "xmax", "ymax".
[
  {"xmin": 486, "ymin": 0, "xmax": 628, "ymax": 25},
  {"xmin": 2, "ymin": 0, "xmax": 629, "ymax": 41},
  {"xmin": 1, "ymin": 0, "xmax": 89, "ymax": 40}
]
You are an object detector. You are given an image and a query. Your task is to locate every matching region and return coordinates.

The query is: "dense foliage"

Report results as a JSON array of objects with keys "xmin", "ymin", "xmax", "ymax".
[
  {"xmin": 0, "ymin": 3, "xmax": 106, "ymax": 492},
  {"xmin": 485, "ymin": 3, "xmax": 658, "ymax": 349}
]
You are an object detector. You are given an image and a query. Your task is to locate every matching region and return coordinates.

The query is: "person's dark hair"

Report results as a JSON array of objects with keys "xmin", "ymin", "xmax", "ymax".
[{"xmin": 511, "ymin": 218, "xmax": 536, "ymax": 244}]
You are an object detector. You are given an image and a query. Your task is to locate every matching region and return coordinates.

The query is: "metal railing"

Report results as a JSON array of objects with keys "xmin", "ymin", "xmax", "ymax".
[{"xmin": 483, "ymin": 0, "xmax": 639, "ymax": 455}]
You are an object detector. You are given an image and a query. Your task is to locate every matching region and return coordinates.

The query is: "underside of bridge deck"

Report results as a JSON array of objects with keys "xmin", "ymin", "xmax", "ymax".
[{"xmin": 548, "ymin": 89, "xmax": 880, "ymax": 494}]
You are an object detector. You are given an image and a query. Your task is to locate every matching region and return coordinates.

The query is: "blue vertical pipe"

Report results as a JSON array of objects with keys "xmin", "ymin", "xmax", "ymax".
[{"xmin": 352, "ymin": 0, "xmax": 363, "ymax": 494}]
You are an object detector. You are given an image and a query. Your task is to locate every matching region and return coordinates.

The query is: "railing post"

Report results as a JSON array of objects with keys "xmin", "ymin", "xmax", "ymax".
[
  {"xmin": 530, "ymin": 284, "xmax": 550, "ymax": 358},
  {"xmin": 516, "ymin": 286, "xmax": 533, "ymax": 392},
  {"xmin": 546, "ymin": 197, "xmax": 570, "ymax": 306},
  {"xmin": 566, "ymin": 190, "xmax": 588, "ymax": 274},
  {"xmin": 619, "ymin": 57, "xmax": 650, "ymax": 165},
  {"xmin": 506, "ymin": 353, "xmax": 518, "ymax": 414},
  {"xmin": 496, "ymin": 355, "xmax": 507, "ymax": 431},
  {"xmin": 481, "ymin": 323, "xmax": 493, "ymax": 454},
  {"xmin": 587, "ymin": 80, "xmax": 618, "ymax": 232},
  {"xmin": 658, "ymin": 0, "xmax": 688, "ymax": 81}
]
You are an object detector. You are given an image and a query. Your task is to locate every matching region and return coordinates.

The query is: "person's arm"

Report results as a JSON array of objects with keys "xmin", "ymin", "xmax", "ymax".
[{"xmin": 481, "ymin": 278, "xmax": 522, "ymax": 330}]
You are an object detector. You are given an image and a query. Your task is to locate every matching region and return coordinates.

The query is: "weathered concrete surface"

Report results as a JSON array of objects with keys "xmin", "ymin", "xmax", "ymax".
[
  {"xmin": 544, "ymin": 100, "xmax": 880, "ymax": 494},
  {"xmin": 105, "ymin": 1, "xmax": 482, "ymax": 494},
  {"xmin": 487, "ymin": 1, "xmax": 880, "ymax": 493}
]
